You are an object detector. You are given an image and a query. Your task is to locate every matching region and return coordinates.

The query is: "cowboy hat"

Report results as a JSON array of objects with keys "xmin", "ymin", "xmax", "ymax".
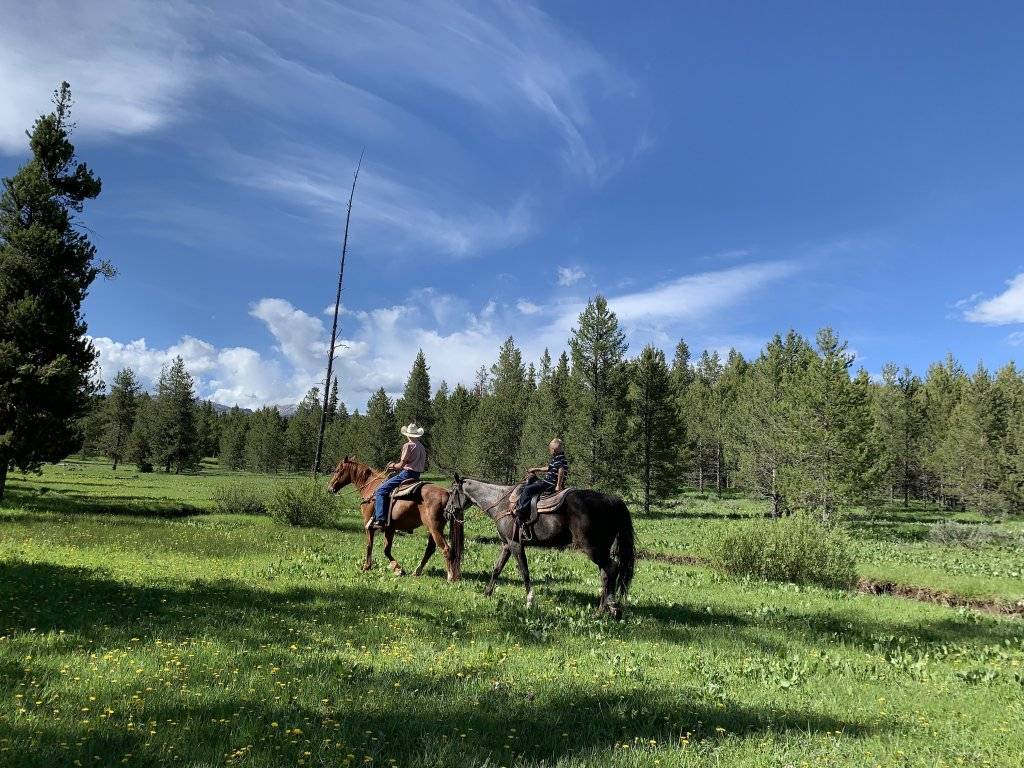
[{"xmin": 400, "ymin": 422, "xmax": 426, "ymax": 439}]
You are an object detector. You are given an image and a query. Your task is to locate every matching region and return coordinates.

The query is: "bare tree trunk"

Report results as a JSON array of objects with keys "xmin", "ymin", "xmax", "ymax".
[{"xmin": 0, "ymin": 460, "xmax": 7, "ymax": 502}]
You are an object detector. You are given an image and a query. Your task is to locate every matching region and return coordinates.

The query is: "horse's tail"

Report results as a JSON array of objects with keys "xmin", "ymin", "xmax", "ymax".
[
  {"xmin": 447, "ymin": 501, "xmax": 464, "ymax": 581},
  {"xmin": 611, "ymin": 497, "xmax": 636, "ymax": 600}
]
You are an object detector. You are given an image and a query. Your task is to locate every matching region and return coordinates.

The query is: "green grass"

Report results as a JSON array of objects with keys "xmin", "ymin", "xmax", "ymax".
[{"xmin": 0, "ymin": 460, "xmax": 1022, "ymax": 767}]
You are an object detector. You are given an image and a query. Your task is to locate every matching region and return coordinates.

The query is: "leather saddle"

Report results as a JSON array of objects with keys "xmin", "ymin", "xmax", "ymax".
[
  {"xmin": 390, "ymin": 480, "xmax": 426, "ymax": 501},
  {"xmin": 508, "ymin": 485, "xmax": 577, "ymax": 525},
  {"xmin": 384, "ymin": 480, "xmax": 427, "ymax": 530}
]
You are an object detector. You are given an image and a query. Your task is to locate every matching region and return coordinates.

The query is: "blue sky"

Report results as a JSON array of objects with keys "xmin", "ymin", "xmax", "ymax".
[{"xmin": 2, "ymin": 1, "xmax": 1023, "ymax": 409}]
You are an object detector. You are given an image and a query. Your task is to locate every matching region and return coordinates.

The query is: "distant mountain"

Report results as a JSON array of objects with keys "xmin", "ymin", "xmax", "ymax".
[
  {"xmin": 208, "ymin": 402, "xmax": 252, "ymax": 415},
  {"xmin": 207, "ymin": 401, "xmax": 300, "ymax": 416}
]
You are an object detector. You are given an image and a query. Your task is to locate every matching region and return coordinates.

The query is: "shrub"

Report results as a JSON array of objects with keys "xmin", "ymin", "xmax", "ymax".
[
  {"xmin": 714, "ymin": 512, "xmax": 856, "ymax": 589},
  {"xmin": 268, "ymin": 481, "xmax": 338, "ymax": 528},
  {"xmin": 212, "ymin": 483, "xmax": 268, "ymax": 516},
  {"xmin": 928, "ymin": 521, "xmax": 1012, "ymax": 549}
]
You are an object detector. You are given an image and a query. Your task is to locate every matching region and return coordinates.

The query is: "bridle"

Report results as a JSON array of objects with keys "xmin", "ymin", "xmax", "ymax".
[{"xmin": 447, "ymin": 478, "xmax": 517, "ymax": 517}]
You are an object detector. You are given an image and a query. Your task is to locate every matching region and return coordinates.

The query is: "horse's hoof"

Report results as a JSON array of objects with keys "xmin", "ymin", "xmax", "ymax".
[
  {"xmin": 390, "ymin": 563, "xmax": 404, "ymax": 576},
  {"xmin": 526, "ymin": 591, "xmax": 535, "ymax": 609},
  {"xmin": 483, "ymin": 588, "xmax": 494, "ymax": 598},
  {"xmin": 361, "ymin": 564, "xmax": 372, "ymax": 572},
  {"xmin": 412, "ymin": 569, "xmax": 423, "ymax": 577},
  {"xmin": 608, "ymin": 604, "xmax": 623, "ymax": 621}
]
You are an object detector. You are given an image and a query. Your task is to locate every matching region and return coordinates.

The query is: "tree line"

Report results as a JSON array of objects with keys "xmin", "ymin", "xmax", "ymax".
[
  {"xmin": 79, "ymin": 295, "xmax": 1024, "ymax": 519},
  {"xmin": 4, "ymin": 85, "xmax": 1020, "ymax": 517}
]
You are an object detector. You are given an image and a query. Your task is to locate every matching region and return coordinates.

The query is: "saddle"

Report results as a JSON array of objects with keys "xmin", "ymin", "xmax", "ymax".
[
  {"xmin": 508, "ymin": 484, "xmax": 577, "ymax": 541},
  {"xmin": 385, "ymin": 480, "xmax": 427, "ymax": 528}
]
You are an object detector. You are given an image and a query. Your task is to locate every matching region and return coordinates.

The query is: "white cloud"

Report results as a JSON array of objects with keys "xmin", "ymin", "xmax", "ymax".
[
  {"xmin": 91, "ymin": 261, "xmax": 792, "ymax": 410},
  {"xmin": 0, "ymin": 1, "xmax": 202, "ymax": 153},
  {"xmin": 557, "ymin": 266, "xmax": 586, "ymax": 286},
  {"xmin": 1007, "ymin": 331, "xmax": 1024, "ymax": 347},
  {"xmin": 962, "ymin": 273, "xmax": 1024, "ymax": 325},
  {"xmin": 612, "ymin": 261, "xmax": 796, "ymax": 322},
  {"xmin": 516, "ymin": 300, "xmax": 542, "ymax": 315}
]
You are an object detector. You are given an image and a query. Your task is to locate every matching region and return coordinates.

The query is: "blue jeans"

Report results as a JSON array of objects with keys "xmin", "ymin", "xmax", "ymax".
[
  {"xmin": 517, "ymin": 477, "xmax": 553, "ymax": 519},
  {"xmin": 374, "ymin": 470, "xmax": 420, "ymax": 523}
]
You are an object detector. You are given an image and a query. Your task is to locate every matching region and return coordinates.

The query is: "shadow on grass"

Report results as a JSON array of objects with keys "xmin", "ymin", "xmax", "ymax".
[
  {"xmin": 0, "ymin": 671, "xmax": 881, "ymax": 768},
  {"xmin": 1, "ymin": 486, "xmax": 203, "ymax": 518},
  {"xmin": 0, "ymin": 560, "xmax": 884, "ymax": 767}
]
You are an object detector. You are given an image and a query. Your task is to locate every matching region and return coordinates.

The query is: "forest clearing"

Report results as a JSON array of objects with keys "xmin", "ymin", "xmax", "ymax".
[{"xmin": 1, "ymin": 460, "xmax": 1021, "ymax": 768}]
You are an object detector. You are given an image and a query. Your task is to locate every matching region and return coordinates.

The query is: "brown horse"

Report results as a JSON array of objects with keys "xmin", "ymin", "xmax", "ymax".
[{"xmin": 327, "ymin": 457, "xmax": 463, "ymax": 581}]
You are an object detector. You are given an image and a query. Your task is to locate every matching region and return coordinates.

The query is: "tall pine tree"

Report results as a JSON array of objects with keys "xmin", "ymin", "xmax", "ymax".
[
  {"xmin": 627, "ymin": 345, "xmax": 681, "ymax": 514},
  {"xmin": 363, "ymin": 388, "xmax": 400, "ymax": 468},
  {"xmin": 566, "ymin": 297, "xmax": 629, "ymax": 493},
  {"xmin": 0, "ymin": 83, "xmax": 105, "ymax": 500},
  {"xmin": 102, "ymin": 368, "xmax": 141, "ymax": 470},
  {"xmin": 471, "ymin": 338, "xmax": 528, "ymax": 483}
]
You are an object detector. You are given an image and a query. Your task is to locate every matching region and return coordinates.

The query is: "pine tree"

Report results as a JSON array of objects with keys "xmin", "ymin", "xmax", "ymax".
[
  {"xmin": 687, "ymin": 350, "xmax": 723, "ymax": 492},
  {"xmin": 433, "ymin": 384, "xmax": 478, "ymax": 474},
  {"xmin": 102, "ymin": 368, "xmax": 141, "ymax": 469},
  {"xmin": 471, "ymin": 338, "xmax": 528, "ymax": 483},
  {"xmin": 429, "ymin": 382, "xmax": 450, "ymax": 471},
  {"xmin": 195, "ymin": 400, "xmax": 220, "ymax": 459},
  {"xmin": 732, "ymin": 331, "xmax": 813, "ymax": 516},
  {"xmin": 395, "ymin": 350, "xmax": 433, "ymax": 452},
  {"xmin": 935, "ymin": 364, "xmax": 1010, "ymax": 515},
  {"xmin": 326, "ymin": 376, "xmax": 340, "ymax": 423},
  {"xmin": 285, "ymin": 388, "xmax": 323, "ymax": 472},
  {"xmin": 920, "ymin": 354, "xmax": 967, "ymax": 505},
  {"xmin": 0, "ymin": 83, "xmax": 106, "ymax": 500},
  {"xmin": 322, "ymin": 398, "xmax": 351, "ymax": 468},
  {"xmin": 78, "ymin": 394, "xmax": 108, "ymax": 459},
  {"xmin": 364, "ymin": 389, "xmax": 400, "ymax": 468},
  {"xmin": 245, "ymin": 407, "xmax": 284, "ymax": 473},
  {"xmin": 871, "ymin": 363, "xmax": 926, "ymax": 507},
  {"xmin": 627, "ymin": 345, "xmax": 681, "ymax": 514},
  {"xmin": 784, "ymin": 328, "xmax": 874, "ymax": 518},
  {"xmin": 150, "ymin": 357, "xmax": 201, "ymax": 473},
  {"xmin": 519, "ymin": 350, "xmax": 555, "ymax": 472},
  {"xmin": 566, "ymin": 296, "xmax": 629, "ymax": 492},
  {"xmin": 218, "ymin": 407, "xmax": 249, "ymax": 471},
  {"xmin": 126, "ymin": 393, "xmax": 155, "ymax": 471}
]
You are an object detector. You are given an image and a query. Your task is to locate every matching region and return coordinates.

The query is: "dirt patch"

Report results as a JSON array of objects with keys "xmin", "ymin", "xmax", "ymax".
[
  {"xmin": 637, "ymin": 549, "xmax": 1023, "ymax": 619},
  {"xmin": 856, "ymin": 578, "xmax": 1024, "ymax": 619}
]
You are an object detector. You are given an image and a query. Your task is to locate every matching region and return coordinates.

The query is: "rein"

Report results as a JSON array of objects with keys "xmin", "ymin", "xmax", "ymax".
[{"xmin": 354, "ymin": 467, "xmax": 391, "ymax": 498}]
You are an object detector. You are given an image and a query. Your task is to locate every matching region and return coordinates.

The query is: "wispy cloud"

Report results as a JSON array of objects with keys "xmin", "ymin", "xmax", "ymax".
[
  {"xmin": 598, "ymin": 261, "xmax": 797, "ymax": 326},
  {"xmin": 557, "ymin": 266, "xmax": 586, "ymax": 286},
  {"xmin": 222, "ymin": 145, "xmax": 533, "ymax": 258},
  {"xmin": 962, "ymin": 272, "xmax": 1024, "ymax": 325},
  {"xmin": 0, "ymin": 1, "xmax": 203, "ymax": 152}
]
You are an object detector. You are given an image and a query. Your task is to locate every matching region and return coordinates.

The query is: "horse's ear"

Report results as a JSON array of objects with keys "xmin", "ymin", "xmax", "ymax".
[
  {"xmin": 343, "ymin": 455, "xmax": 351, "ymax": 463},
  {"xmin": 453, "ymin": 472, "xmax": 462, "ymax": 483}
]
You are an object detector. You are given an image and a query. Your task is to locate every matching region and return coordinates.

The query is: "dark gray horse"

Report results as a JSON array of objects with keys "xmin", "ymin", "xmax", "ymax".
[{"xmin": 446, "ymin": 475, "xmax": 636, "ymax": 617}]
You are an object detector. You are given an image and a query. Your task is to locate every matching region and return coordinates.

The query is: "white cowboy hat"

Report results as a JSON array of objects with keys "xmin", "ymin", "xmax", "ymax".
[{"xmin": 400, "ymin": 423, "xmax": 426, "ymax": 438}]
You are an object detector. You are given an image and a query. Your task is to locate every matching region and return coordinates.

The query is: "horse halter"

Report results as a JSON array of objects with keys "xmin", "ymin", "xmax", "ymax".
[{"xmin": 445, "ymin": 481, "xmax": 468, "ymax": 518}]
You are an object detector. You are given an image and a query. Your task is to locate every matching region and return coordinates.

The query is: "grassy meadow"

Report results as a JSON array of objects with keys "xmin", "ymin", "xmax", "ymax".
[{"xmin": 0, "ymin": 459, "xmax": 1022, "ymax": 767}]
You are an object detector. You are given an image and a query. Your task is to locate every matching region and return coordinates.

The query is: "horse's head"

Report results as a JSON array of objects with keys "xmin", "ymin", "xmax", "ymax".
[
  {"xmin": 445, "ymin": 473, "xmax": 469, "ymax": 517},
  {"xmin": 327, "ymin": 456, "xmax": 358, "ymax": 494}
]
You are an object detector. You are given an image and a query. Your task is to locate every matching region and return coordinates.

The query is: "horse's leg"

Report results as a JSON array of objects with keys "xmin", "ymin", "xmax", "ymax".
[
  {"xmin": 382, "ymin": 528, "xmax": 403, "ymax": 575},
  {"xmin": 483, "ymin": 545, "xmax": 512, "ymax": 597},
  {"xmin": 584, "ymin": 546, "xmax": 621, "ymax": 619},
  {"xmin": 424, "ymin": 517, "xmax": 453, "ymax": 581},
  {"xmin": 412, "ymin": 535, "xmax": 436, "ymax": 577},
  {"xmin": 510, "ymin": 543, "xmax": 534, "ymax": 608},
  {"xmin": 362, "ymin": 526, "xmax": 376, "ymax": 571}
]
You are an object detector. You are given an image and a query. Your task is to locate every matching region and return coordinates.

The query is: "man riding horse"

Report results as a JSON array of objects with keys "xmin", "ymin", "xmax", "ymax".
[
  {"xmin": 368, "ymin": 422, "xmax": 426, "ymax": 530},
  {"xmin": 516, "ymin": 438, "xmax": 569, "ymax": 526}
]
